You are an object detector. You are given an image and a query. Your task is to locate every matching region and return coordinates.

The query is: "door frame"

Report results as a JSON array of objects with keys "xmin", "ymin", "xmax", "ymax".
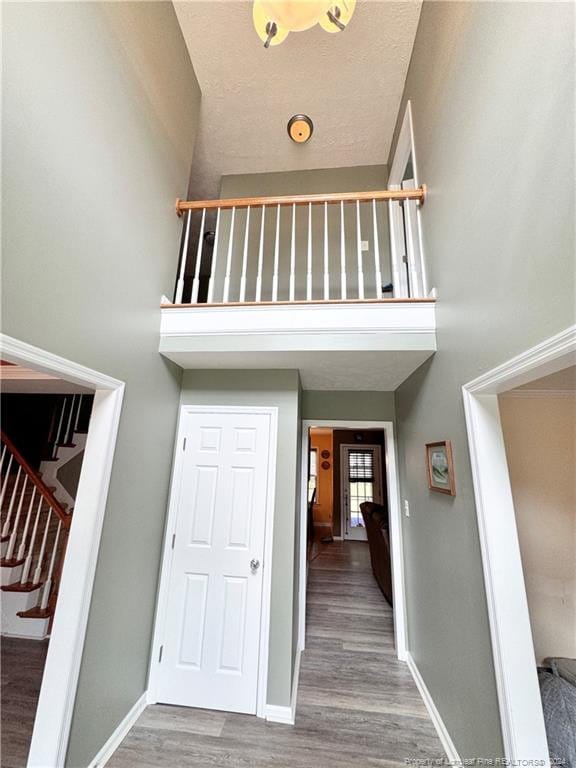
[
  {"xmin": 462, "ymin": 323, "xmax": 576, "ymax": 763},
  {"xmin": 148, "ymin": 404, "xmax": 278, "ymax": 719},
  {"xmin": 388, "ymin": 100, "xmax": 428, "ymax": 299},
  {"xmin": 299, "ymin": 420, "xmax": 407, "ymax": 661},
  {"xmin": 339, "ymin": 443, "xmax": 383, "ymax": 541},
  {"xmin": 0, "ymin": 334, "xmax": 125, "ymax": 768}
]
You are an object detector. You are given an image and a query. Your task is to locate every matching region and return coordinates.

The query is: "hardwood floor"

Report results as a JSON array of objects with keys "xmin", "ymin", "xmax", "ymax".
[
  {"xmin": 108, "ymin": 541, "xmax": 443, "ymax": 767},
  {"xmin": 1, "ymin": 636, "xmax": 48, "ymax": 768}
]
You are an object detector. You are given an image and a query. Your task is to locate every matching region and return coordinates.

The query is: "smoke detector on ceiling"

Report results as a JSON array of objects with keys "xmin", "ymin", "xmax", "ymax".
[{"xmin": 287, "ymin": 114, "xmax": 313, "ymax": 144}]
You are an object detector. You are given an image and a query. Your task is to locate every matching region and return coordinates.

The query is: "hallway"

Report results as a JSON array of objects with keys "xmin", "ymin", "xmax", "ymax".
[{"xmin": 108, "ymin": 541, "xmax": 443, "ymax": 767}]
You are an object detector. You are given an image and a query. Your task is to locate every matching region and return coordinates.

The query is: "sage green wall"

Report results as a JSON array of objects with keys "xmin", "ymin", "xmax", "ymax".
[
  {"xmin": 2, "ymin": 3, "xmax": 201, "ymax": 765},
  {"xmin": 389, "ymin": 1, "xmax": 575, "ymax": 758},
  {"xmin": 302, "ymin": 390, "xmax": 395, "ymax": 422},
  {"xmin": 179, "ymin": 370, "xmax": 301, "ymax": 707},
  {"xmin": 213, "ymin": 166, "xmax": 391, "ymax": 302}
]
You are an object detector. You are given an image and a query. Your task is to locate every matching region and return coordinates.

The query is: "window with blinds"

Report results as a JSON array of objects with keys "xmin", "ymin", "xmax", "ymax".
[{"xmin": 347, "ymin": 450, "xmax": 375, "ymax": 525}]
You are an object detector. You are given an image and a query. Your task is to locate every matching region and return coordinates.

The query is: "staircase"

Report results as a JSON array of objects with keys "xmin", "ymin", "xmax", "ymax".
[{"xmin": 0, "ymin": 432, "xmax": 71, "ymax": 639}]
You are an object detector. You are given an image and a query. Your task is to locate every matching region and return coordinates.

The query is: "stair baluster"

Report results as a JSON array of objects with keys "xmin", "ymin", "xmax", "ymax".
[
  {"xmin": 20, "ymin": 496, "xmax": 44, "ymax": 584},
  {"xmin": 5, "ymin": 475, "xmax": 28, "ymax": 561},
  {"xmin": 40, "ymin": 519, "xmax": 61, "ymax": 610},
  {"xmin": 33, "ymin": 508, "xmax": 52, "ymax": 586},
  {"xmin": 1, "ymin": 465, "xmax": 22, "ymax": 538},
  {"xmin": 16, "ymin": 486, "xmax": 37, "ymax": 562}
]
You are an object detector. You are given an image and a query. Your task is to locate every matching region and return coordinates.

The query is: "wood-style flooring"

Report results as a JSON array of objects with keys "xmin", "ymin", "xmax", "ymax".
[
  {"xmin": 1, "ymin": 636, "xmax": 48, "ymax": 768},
  {"xmin": 108, "ymin": 541, "xmax": 444, "ymax": 767}
]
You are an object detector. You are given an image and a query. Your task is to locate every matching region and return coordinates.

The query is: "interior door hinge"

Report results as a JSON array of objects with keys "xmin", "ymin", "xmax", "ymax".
[
  {"xmin": 158, "ymin": 645, "xmax": 164, "ymax": 663},
  {"xmin": 183, "ymin": 437, "xmax": 187, "ymax": 451}
]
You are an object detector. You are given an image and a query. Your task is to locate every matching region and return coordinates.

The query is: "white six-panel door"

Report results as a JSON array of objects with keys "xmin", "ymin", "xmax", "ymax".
[{"xmin": 156, "ymin": 408, "xmax": 274, "ymax": 715}]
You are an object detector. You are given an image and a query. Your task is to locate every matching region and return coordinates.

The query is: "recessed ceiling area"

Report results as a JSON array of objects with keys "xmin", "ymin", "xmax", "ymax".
[{"xmin": 173, "ymin": 0, "xmax": 422, "ymax": 200}]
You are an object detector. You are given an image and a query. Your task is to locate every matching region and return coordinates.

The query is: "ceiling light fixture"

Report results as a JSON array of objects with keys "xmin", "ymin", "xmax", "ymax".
[{"xmin": 253, "ymin": 0, "xmax": 356, "ymax": 48}]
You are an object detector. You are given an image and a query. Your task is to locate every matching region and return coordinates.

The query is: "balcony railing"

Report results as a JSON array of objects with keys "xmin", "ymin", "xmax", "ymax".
[{"xmin": 169, "ymin": 187, "xmax": 427, "ymax": 307}]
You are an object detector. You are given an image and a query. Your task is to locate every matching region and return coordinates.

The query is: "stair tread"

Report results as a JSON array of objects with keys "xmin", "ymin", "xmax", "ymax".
[
  {"xmin": 0, "ymin": 557, "xmax": 25, "ymax": 568},
  {"xmin": 1, "ymin": 580, "xmax": 42, "ymax": 593},
  {"xmin": 17, "ymin": 606, "xmax": 52, "ymax": 620}
]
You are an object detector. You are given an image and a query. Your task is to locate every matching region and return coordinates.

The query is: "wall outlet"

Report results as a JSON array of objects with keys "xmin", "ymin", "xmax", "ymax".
[
  {"xmin": 403, "ymin": 499, "xmax": 410, "ymax": 517},
  {"xmin": 361, "ymin": 240, "xmax": 369, "ymax": 251}
]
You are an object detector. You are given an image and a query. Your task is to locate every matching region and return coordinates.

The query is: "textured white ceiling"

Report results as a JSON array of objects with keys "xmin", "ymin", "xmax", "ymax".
[{"xmin": 173, "ymin": 0, "xmax": 422, "ymax": 200}]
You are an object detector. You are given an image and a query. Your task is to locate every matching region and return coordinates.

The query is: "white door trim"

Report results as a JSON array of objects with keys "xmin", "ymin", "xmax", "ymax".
[
  {"xmin": 339, "ymin": 443, "xmax": 383, "ymax": 541},
  {"xmin": 0, "ymin": 334, "xmax": 125, "ymax": 768},
  {"xmin": 299, "ymin": 420, "xmax": 407, "ymax": 661},
  {"xmin": 388, "ymin": 100, "xmax": 429, "ymax": 299},
  {"xmin": 462, "ymin": 323, "xmax": 576, "ymax": 764},
  {"xmin": 148, "ymin": 404, "xmax": 278, "ymax": 719}
]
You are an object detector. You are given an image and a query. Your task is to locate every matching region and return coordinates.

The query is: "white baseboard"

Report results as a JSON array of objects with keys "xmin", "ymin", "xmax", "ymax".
[
  {"xmin": 406, "ymin": 653, "xmax": 461, "ymax": 764},
  {"xmin": 88, "ymin": 692, "xmax": 147, "ymax": 768},
  {"xmin": 265, "ymin": 649, "xmax": 301, "ymax": 726}
]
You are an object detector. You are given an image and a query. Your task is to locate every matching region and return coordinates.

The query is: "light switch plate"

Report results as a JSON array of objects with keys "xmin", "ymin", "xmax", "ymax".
[
  {"xmin": 403, "ymin": 500, "xmax": 410, "ymax": 517},
  {"xmin": 361, "ymin": 240, "xmax": 369, "ymax": 251}
]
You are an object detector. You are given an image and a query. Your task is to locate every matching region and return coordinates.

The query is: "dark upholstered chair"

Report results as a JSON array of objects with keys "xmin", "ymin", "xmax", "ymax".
[{"xmin": 360, "ymin": 502, "xmax": 393, "ymax": 606}]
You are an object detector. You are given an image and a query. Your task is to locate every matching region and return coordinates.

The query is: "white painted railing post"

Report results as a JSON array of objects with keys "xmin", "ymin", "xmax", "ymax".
[
  {"xmin": 207, "ymin": 209, "xmax": 221, "ymax": 304},
  {"xmin": 323, "ymin": 202, "xmax": 330, "ymax": 300},
  {"xmin": 16, "ymin": 486, "xmax": 37, "ymax": 561},
  {"xmin": 21, "ymin": 496, "xmax": 44, "ymax": 585},
  {"xmin": 5, "ymin": 475, "xmax": 28, "ymax": 560},
  {"xmin": 73, "ymin": 394, "xmax": 83, "ymax": 433},
  {"xmin": 239, "ymin": 206, "xmax": 251, "ymax": 303},
  {"xmin": 191, "ymin": 208, "xmax": 206, "ymax": 304},
  {"xmin": 340, "ymin": 200, "xmax": 347, "ymax": 300},
  {"xmin": 175, "ymin": 209, "xmax": 191, "ymax": 304},
  {"xmin": 256, "ymin": 205, "xmax": 266, "ymax": 303},
  {"xmin": 272, "ymin": 204, "xmax": 280, "ymax": 302},
  {"xmin": 64, "ymin": 395, "xmax": 75, "ymax": 445},
  {"xmin": 222, "ymin": 206, "xmax": 236, "ymax": 303},
  {"xmin": 289, "ymin": 204, "xmax": 296, "ymax": 301},
  {"xmin": 306, "ymin": 203, "xmax": 313, "ymax": 301},
  {"xmin": 1, "ymin": 464, "xmax": 21, "ymax": 538},
  {"xmin": 33, "ymin": 508, "xmax": 52, "ymax": 585},
  {"xmin": 372, "ymin": 199, "xmax": 383, "ymax": 299},
  {"xmin": 356, "ymin": 200, "xmax": 365, "ymax": 299},
  {"xmin": 54, "ymin": 397, "xmax": 67, "ymax": 450},
  {"xmin": 0, "ymin": 453, "xmax": 14, "ymax": 508},
  {"xmin": 40, "ymin": 519, "xmax": 62, "ymax": 610}
]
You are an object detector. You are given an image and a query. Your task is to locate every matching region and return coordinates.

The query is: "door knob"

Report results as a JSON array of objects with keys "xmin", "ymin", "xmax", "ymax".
[{"xmin": 250, "ymin": 558, "xmax": 260, "ymax": 572}]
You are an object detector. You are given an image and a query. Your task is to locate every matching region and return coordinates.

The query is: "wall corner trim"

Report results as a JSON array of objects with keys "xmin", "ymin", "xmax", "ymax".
[
  {"xmin": 87, "ymin": 692, "xmax": 147, "ymax": 768},
  {"xmin": 264, "ymin": 648, "xmax": 301, "ymax": 726},
  {"xmin": 406, "ymin": 654, "xmax": 461, "ymax": 764}
]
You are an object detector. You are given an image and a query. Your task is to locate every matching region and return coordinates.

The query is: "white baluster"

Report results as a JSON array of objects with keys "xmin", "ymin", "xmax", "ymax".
[
  {"xmin": 222, "ymin": 206, "xmax": 236, "ymax": 303},
  {"xmin": 16, "ymin": 486, "xmax": 37, "ymax": 561},
  {"xmin": 64, "ymin": 395, "xmax": 75, "ymax": 444},
  {"xmin": 372, "ymin": 199, "xmax": 383, "ymax": 299},
  {"xmin": 340, "ymin": 200, "xmax": 347, "ymax": 300},
  {"xmin": 5, "ymin": 474, "xmax": 28, "ymax": 560},
  {"xmin": 356, "ymin": 200, "xmax": 365, "ymax": 299},
  {"xmin": 306, "ymin": 203, "xmax": 313, "ymax": 301},
  {"xmin": 2, "ymin": 465, "xmax": 22, "ymax": 538},
  {"xmin": 289, "ymin": 204, "xmax": 296, "ymax": 301},
  {"xmin": 207, "ymin": 209, "xmax": 221, "ymax": 304},
  {"xmin": 55, "ymin": 396, "xmax": 67, "ymax": 448},
  {"xmin": 191, "ymin": 208, "xmax": 206, "ymax": 303},
  {"xmin": 323, "ymin": 202, "xmax": 329, "ymax": 300},
  {"xmin": 0, "ymin": 453, "xmax": 14, "ymax": 508},
  {"xmin": 255, "ymin": 206, "xmax": 266, "ymax": 303},
  {"xmin": 239, "ymin": 206, "xmax": 251, "ymax": 303},
  {"xmin": 0, "ymin": 444, "xmax": 6, "ymax": 475},
  {"xmin": 21, "ymin": 495, "xmax": 44, "ymax": 584},
  {"xmin": 33, "ymin": 508, "xmax": 52, "ymax": 585},
  {"xmin": 175, "ymin": 209, "xmax": 191, "ymax": 304},
  {"xmin": 73, "ymin": 394, "xmax": 83, "ymax": 432},
  {"xmin": 272, "ymin": 204, "xmax": 280, "ymax": 302},
  {"xmin": 40, "ymin": 519, "xmax": 62, "ymax": 610}
]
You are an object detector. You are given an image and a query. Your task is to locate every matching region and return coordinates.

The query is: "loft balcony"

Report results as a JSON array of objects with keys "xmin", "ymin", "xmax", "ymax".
[{"xmin": 159, "ymin": 188, "xmax": 436, "ymax": 390}]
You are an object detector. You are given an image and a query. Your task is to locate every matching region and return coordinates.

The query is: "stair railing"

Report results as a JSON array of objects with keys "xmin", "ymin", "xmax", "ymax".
[{"xmin": 0, "ymin": 431, "xmax": 70, "ymax": 606}]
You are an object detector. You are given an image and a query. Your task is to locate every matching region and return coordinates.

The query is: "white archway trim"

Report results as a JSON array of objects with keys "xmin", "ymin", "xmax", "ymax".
[
  {"xmin": 0, "ymin": 334, "xmax": 125, "ymax": 768},
  {"xmin": 462, "ymin": 324, "xmax": 576, "ymax": 764}
]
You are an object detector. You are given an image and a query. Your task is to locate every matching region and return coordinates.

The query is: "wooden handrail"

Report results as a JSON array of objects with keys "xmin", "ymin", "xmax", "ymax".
[
  {"xmin": 0, "ymin": 431, "xmax": 71, "ymax": 528},
  {"xmin": 175, "ymin": 185, "xmax": 427, "ymax": 216}
]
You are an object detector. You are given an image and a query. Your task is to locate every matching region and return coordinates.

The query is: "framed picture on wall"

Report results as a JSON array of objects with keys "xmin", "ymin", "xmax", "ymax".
[{"xmin": 426, "ymin": 440, "xmax": 456, "ymax": 496}]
